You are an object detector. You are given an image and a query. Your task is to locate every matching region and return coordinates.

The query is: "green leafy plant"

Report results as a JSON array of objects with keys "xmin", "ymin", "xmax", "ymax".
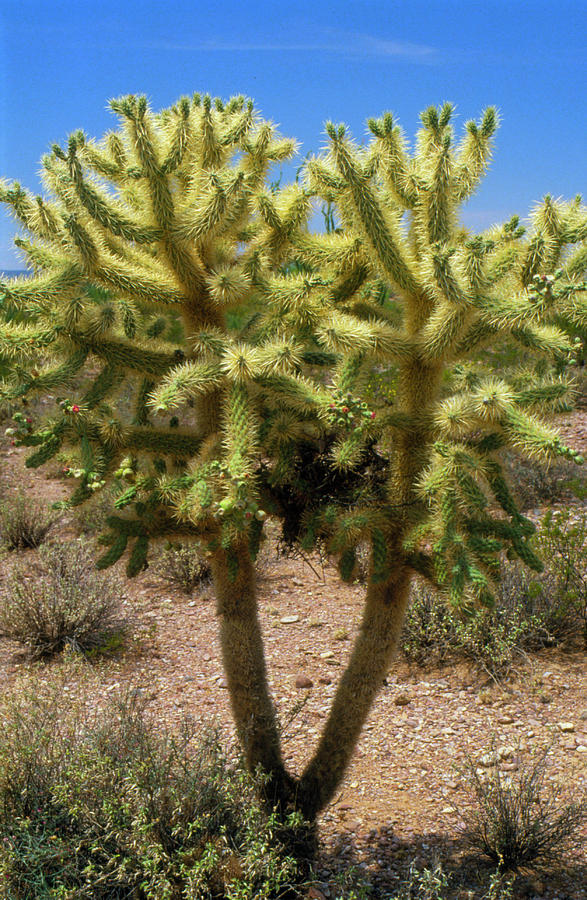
[
  {"xmin": 461, "ymin": 744, "xmax": 587, "ymax": 871},
  {"xmin": 0, "ymin": 541, "xmax": 128, "ymax": 658},
  {"xmin": 0, "ymin": 491, "xmax": 55, "ymax": 549},
  {"xmin": 502, "ymin": 450, "xmax": 584, "ymax": 510},
  {"xmin": 0, "ymin": 682, "xmax": 301, "ymax": 899},
  {"xmin": 401, "ymin": 510, "xmax": 587, "ymax": 676},
  {"xmin": 533, "ymin": 508, "xmax": 587, "ymax": 645}
]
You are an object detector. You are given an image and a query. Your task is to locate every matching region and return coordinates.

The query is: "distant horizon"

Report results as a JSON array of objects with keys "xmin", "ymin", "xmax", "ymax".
[{"xmin": 1, "ymin": 0, "xmax": 585, "ymax": 269}]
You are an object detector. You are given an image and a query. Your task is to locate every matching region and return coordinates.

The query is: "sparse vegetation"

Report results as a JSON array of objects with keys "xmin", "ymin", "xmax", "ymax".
[
  {"xmin": 503, "ymin": 450, "xmax": 585, "ymax": 510},
  {"xmin": 0, "ymin": 541, "xmax": 128, "ymax": 658},
  {"xmin": 156, "ymin": 542, "xmax": 212, "ymax": 595},
  {"xmin": 0, "ymin": 491, "xmax": 55, "ymax": 549},
  {"xmin": 401, "ymin": 509, "xmax": 587, "ymax": 676},
  {"xmin": 0, "ymin": 683, "xmax": 300, "ymax": 899},
  {"xmin": 461, "ymin": 744, "xmax": 587, "ymax": 871}
]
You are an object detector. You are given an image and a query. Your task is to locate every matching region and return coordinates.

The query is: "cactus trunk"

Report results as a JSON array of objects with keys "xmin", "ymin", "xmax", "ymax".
[
  {"xmin": 209, "ymin": 540, "xmax": 292, "ymax": 806},
  {"xmin": 296, "ymin": 565, "xmax": 412, "ymax": 819}
]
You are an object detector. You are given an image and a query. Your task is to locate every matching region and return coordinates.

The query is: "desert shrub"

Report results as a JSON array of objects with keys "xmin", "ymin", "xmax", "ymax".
[
  {"xmin": 156, "ymin": 542, "xmax": 212, "ymax": 595},
  {"xmin": 401, "ymin": 510, "xmax": 587, "ymax": 675},
  {"xmin": 0, "ymin": 685, "xmax": 299, "ymax": 899},
  {"xmin": 533, "ymin": 508, "xmax": 587, "ymax": 645},
  {"xmin": 502, "ymin": 450, "xmax": 585, "ymax": 510},
  {"xmin": 0, "ymin": 491, "xmax": 55, "ymax": 549},
  {"xmin": 400, "ymin": 584, "xmax": 459, "ymax": 666},
  {"xmin": 391, "ymin": 862, "xmax": 452, "ymax": 900},
  {"xmin": 327, "ymin": 862, "xmax": 514, "ymax": 900},
  {"xmin": 461, "ymin": 745, "xmax": 587, "ymax": 871},
  {"xmin": 74, "ymin": 484, "xmax": 118, "ymax": 535},
  {"xmin": 0, "ymin": 541, "xmax": 128, "ymax": 658},
  {"xmin": 401, "ymin": 582, "xmax": 550, "ymax": 677}
]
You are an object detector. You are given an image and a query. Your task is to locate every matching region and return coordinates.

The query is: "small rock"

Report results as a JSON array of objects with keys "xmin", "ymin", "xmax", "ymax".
[
  {"xmin": 497, "ymin": 714, "xmax": 514, "ymax": 724},
  {"xmin": 497, "ymin": 746, "xmax": 515, "ymax": 760},
  {"xmin": 394, "ymin": 693, "xmax": 411, "ymax": 706},
  {"xmin": 280, "ymin": 615, "xmax": 300, "ymax": 624},
  {"xmin": 320, "ymin": 650, "xmax": 335, "ymax": 659},
  {"xmin": 558, "ymin": 721, "xmax": 575, "ymax": 732},
  {"xmin": 295, "ymin": 674, "xmax": 314, "ymax": 689},
  {"xmin": 319, "ymin": 675, "xmax": 332, "ymax": 684},
  {"xmin": 479, "ymin": 752, "xmax": 498, "ymax": 767},
  {"xmin": 308, "ymin": 888, "xmax": 328, "ymax": 900}
]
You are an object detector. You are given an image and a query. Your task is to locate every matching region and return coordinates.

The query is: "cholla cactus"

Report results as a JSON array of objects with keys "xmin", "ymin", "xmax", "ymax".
[
  {"xmin": 1, "ymin": 98, "xmax": 585, "ymax": 829},
  {"xmin": 280, "ymin": 105, "xmax": 587, "ymax": 816}
]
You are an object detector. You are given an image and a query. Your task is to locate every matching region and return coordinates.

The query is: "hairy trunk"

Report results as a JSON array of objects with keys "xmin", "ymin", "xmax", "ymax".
[
  {"xmin": 209, "ymin": 540, "xmax": 292, "ymax": 807},
  {"xmin": 296, "ymin": 565, "xmax": 412, "ymax": 819}
]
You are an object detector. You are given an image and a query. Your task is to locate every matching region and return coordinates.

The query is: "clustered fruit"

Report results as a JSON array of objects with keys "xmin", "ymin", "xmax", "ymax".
[
  {"xmin": 326, "ymin": 390, "xmax": 376, "ymax": 431},
  {"xmin": 4, "ymin": 411, "xmax": 33, "ymax": 444},
  {"xmin": 207, "ymin": 461, "xmax": 267, "ymax": 527},
  {"xmin": 62, "ymin": 465, "xmax": 105, "ymax": 491},
  {"xmin": 58, "ymin": 399, "xmax": 82, "ymax": 415}
]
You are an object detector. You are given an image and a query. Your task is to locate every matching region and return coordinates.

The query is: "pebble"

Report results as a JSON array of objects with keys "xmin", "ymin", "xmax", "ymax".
[
  {"xmin": 294, "ymin": 674, "xmax": 314, "ymax": 689},
  {"xmin": 280, "ymin": 615, "xmax": 300, "ymax": 624},
  {"xmin": 558, "ymin": 721, "xmax": 575, "ymax": 732},
  {"xmin": 394, "ymin": 693, "xmax": 411, "ymax": 706},
  {"xmin": 497, "ymin": 714, "xmax": 514, "ymax": 724}
]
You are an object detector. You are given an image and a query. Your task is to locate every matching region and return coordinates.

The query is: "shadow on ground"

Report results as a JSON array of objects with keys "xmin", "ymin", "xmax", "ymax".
[{"xmin": 313, "ymin": 827, "xmax": 587, "ymax": 899}]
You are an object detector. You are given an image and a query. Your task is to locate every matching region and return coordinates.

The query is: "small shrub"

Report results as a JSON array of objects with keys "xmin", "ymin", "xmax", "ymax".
[
  {"xmin": 0, "ymin": 541, "xmax": 128, "ymax": 658},
  {"xmin": 400, "ymin": 583, "xmax": 459, "ymax": 667},
  {"xmin": 157, "ymin": 542, "xmax": 212, "ymax": 595},
  {"xmin": 402, "ymin": 510, "xmax": 587, "ymax": 675},
  {"xmin": 502, "ymin": 450, "xmax": 585, "ymax": 510},
  {"xmin": 0, "ymin": 683, "xmax": 299, "ymax": 898},
  {"xmin": 400, "ymin": 583, "xmax": 532, "ymax": 677},
  {"xmin": 533, "ymin": 508, "xmax": 587, "ymax": 645},
  {"xmin": 461, "ymin": 744, "xmax": 587, "ymax": 871},
  {"xmin": 0, "ymin": 491, "xmax": 55, "ymax": 549},
  {"xmin": 74, "ymin": 485, "xmax": 117, "ymax": 535},
  {"xmin": 396, "ymin": 861, "xmax": 451, "ymax": 899}
]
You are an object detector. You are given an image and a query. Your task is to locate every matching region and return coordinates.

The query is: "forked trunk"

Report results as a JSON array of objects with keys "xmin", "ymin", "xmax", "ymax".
[{"xmin": 211, "ymin": 538, "xmax": 412, "ymax": 827}]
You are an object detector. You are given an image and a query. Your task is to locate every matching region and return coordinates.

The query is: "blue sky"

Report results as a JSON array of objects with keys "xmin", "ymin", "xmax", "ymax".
[{"xmin": 1, "ymin": 0, "xmax": 585, "ymax": 269}]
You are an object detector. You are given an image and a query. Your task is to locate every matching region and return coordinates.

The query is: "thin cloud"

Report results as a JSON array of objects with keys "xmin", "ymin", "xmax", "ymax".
[{"xmin": 148, "ymin": 29, "xmax": 439, "ymax": 64}]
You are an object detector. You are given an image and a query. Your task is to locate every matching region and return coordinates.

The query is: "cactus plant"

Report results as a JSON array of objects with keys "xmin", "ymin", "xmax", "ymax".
[{"xmin": 1, "ymin": 97, "xmax": 585, "ymax": 830}]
